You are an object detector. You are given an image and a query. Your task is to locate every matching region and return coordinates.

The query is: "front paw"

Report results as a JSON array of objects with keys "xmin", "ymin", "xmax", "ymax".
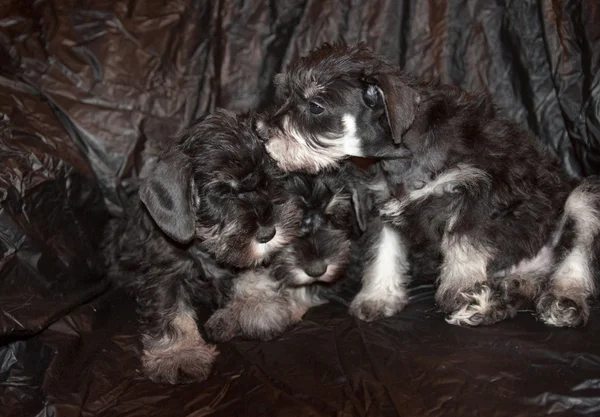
[
  {"xmin": 349, "ymin": 292, "xmax": 408, "ymax": 322},
  {"xmin": 142, "ymin": 343, "xmax": 218, "ymax": 385},
  {"xmin": 536, "ymin": 292, "xmax": 589, "ymax": 328},
  {"xmin": 204, "ymin": 308, "xmax": 241, "ymax": 343},
  {"xmin": 206, "ymin": 297, "xmax": 296, "ymax": 342},
  {"xmin": 237, "ymin": 297, "xmax": 295, "ymax": 341},
  {"xmin": 445, "ymin": 284, "xmax": 513, "ymax": 327}
]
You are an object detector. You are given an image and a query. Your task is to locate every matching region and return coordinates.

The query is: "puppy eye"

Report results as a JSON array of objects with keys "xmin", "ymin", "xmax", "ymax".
[
  {"xmin": 309, "ymin": 101, "xmax": 324, "ymax": 115},
  {"xmin": 363, "ymin": 85, "xmax": 381, "ymax": 108}
]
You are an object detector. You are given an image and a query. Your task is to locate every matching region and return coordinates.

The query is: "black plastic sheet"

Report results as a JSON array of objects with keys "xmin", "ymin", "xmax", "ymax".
[{"xmin": 1, "ymin": 1, "xmax": 599, "ymax": 416}]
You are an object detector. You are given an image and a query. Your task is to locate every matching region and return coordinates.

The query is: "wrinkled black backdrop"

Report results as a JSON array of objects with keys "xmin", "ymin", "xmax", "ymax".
[{"xmin": 1, "ymin": 1, "xmax": 599, "ymax": 416}]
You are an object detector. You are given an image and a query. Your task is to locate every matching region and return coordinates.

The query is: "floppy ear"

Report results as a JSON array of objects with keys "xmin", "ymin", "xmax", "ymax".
[
  {"xmin": 372, "ymin": 73, "xmax": 421, "ymax": 145},
  {"xmin": 139, "ymin": 151, "xmax": 195, "ymax": 244},
  {"xmin": 351, "ymin": 185, "xmax": 372, "ymax": 234}
]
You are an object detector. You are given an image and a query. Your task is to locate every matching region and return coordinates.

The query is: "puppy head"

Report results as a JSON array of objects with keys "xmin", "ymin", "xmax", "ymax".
[
  {"xmin": 256, "ymin": 42, "xmax": 420, "ymax": 174},
  {"xmin": 139, "ymin": 109, "xmax": 301, "ymax": 268},
  {"xmin": 272, "ymin": 164, "xmax": 370, "ymax": 286}
]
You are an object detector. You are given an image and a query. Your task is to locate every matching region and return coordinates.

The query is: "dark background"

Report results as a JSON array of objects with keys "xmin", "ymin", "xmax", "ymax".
[{"xmin": 1, "ymin": 1, "xmax": 599, "ymax": 416}]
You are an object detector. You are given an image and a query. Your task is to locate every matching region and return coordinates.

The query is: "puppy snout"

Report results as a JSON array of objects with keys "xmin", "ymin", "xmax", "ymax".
[
  {"xmin": 304, "ymin": 261, "xmax": 328, "ymax": 278},
  {"xmin": 255, "ymin": 115, "xmax": 280, "ymax": 140},
  {"xmin": 256, "ymin": 225, "xmax": 276, "ymax": 243},
  {"xmin": 256, "ymin": 201, "xmax": 274, "ymax": 224}
]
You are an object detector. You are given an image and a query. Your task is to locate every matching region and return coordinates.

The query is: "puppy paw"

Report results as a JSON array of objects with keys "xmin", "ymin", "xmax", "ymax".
[
  {"xmin": 445, "ymin": 284, "xmax": 513, "ymax": 327},
  {"xmin": 349, "ymin": 292, "xmax": 408, "ymax": 322},
  {"xmin": 238, "ymin": 297, "xmax": 295, "ymax": 341},
  {"xmin": 206, "ymin": 296, "xmax": 296, "ymax": 342},
  {"xmin": 141, "ymin": 343, "xmax": 218, "ymax": 384},
  {"xmin": 536, "ymin": 293, "xmax": 589, "ymax": 327},
  {"xmin": 204, "ymin": 308, "xmax": 242, "ymax": 343}
]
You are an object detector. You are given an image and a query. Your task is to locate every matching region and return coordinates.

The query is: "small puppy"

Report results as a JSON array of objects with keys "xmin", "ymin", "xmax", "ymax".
[
  {"xmin": 257, "ymin": 42, "xmax": 600, "ymax": 327},
  {"xmin": 256, "ymin": 46, "xmax": 412, "ymax": 174},
  {"xmin": 204, "ymin": 162, "xmax": 368, "ymax": 342},
  {"xmin": 103, "ymin": 109, "xmax": 301, "ymax": 384}
]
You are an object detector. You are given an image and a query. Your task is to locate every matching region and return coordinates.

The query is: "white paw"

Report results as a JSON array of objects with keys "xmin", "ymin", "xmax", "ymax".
[
  {"xmin": 537, "ymin": 293, "xmax": 588, "ymax": 328},
  {"xmin": 349, "ymin": 291, "xmax": 408, "ymax": 322},
  {"xmin": 445, "ymin": 285, "xmax": 507, "ymax": 327}
]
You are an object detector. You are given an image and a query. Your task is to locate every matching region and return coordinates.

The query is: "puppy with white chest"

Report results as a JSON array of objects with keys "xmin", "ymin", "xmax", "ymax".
[
  {"xmin": 103, "ymin": 109, "xmax": 301, "ymax": 384},
  {"xmin": 256, "ymin": 46, "xmax": 413, "ymax": 174},
  {"xmin": 257, "ymin": 42, "xmax": 600, "ymax": 328},
  {"xmin": 204, "ymin": 162, "xmax": 369, "ymax": 342}
]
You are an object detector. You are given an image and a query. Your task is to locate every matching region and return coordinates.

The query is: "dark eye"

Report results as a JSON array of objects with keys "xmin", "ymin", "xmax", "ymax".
[
  {"xmin": 309, "ymin": 101, "xmax": 324, "ymax": 115},
  {"xmin": 363, "ymin": 85, "xmax": 381, "ymax": 108}
]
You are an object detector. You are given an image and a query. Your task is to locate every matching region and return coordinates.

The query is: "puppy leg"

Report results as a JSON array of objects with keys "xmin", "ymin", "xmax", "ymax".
[
  {"xmin": 447, "ymin": 255, "xmax": 556, "ymax": 327},
  {"xmin": 205, "ymin": 269, "xmax": 299, "ymax": 342},
  {"xmin": 437, "ymin": 234, "xmax": 505, "ymax": 326},
  {"xmin": 350, "ymin": 224, "xmax": 410, "ymax": 321},
  {"xmin": 445, "ymin": 282, "xmax": 521, "ymax": 326},
  {"xmin": 537, "ymin": 179, "xmax": 600, "ymax": 327},
  {"xmin": 452, "ymin": 262, "xmax": 552, "ymax": 327},
  {"xmin": 488, "ymin": 245, "xmax": 555, "ymax": 319},
  {"xmin": 202, "ymin": 307, "xmax": 242, "ymax": 343},
  {"xmin": 140, "ymin": 299, "xmax": 217, "ymax": 385},
  {"xmin": 235, "ymin": 285, "xmax": 326, "ymax": 339}
]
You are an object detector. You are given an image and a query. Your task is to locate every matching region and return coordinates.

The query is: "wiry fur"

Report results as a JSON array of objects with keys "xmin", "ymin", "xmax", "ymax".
[
  {"xmin": 102, "ymin": 109, "xmax": 302, "ymax": 384},
  {"xmin": 204, "ymin": 163, "xmax": 368, "ymax": 342},
  {"xmin": 256, "ymin": 44, "xmax": 411, "ymax": 174},
  {"xmin": 262, "ymin": 42, "xmax": 600, "ymax": 327}
]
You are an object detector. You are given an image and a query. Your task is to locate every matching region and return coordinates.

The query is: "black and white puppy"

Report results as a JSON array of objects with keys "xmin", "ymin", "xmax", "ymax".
[
  {"xmin": 257, "ymin": 42, "xmax": 600, "ymax": 327},
  {"xmin": 103, "ymin": 109, "xmax": 301, "ymax": 384},
  {"xmin": 256, "ymin": 45, "xmax": 412, "ymax": 174},
  {"xmin": 204, "ymin": 162, "xmax": 368, "ymax": 342}
]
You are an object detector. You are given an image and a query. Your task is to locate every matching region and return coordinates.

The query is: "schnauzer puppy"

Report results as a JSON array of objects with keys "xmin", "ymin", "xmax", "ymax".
[
  {"xmin": 257, "ymin": 42, "xmax": 600, "ymax": 327},
  {"xmin": 256, "ymin": 45, "xmax": 413, "ymax": 174},
  {"xmin": 204, "ymin": 162, "xmax": 369, "ymax": 342},
  {"xmin": 103, "ymin": 109, "xmax": 301, "ymax": 384}
]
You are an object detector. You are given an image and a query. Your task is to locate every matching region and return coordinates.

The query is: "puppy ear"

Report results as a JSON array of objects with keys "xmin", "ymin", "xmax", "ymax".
[
  {"xmin": 139, "ymin": 151, "xmax": 195, "ymax": 244},
  {"xmin": 373, "ymin": 73, "xmax": 421, "ymax": 144},
  {"xmin": 351, "ymin": 185, "xmax": 372, "ymax": 234}
]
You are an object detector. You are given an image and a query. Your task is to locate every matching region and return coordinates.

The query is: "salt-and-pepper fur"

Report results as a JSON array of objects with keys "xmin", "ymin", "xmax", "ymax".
[
  {"xmin": 103, "ymin": 110, "xmax": 369, "ymax": 385},
  {"xmin": 258, "ymin": 42, "xmax": 600, "ymax": 327},
  {"xmin": 103, "ymin": 109, "xmax": 302, "ymax": 384},
  {"xmin": 204, "ymin": 162, "xmax": 369, "ymax": 342}
]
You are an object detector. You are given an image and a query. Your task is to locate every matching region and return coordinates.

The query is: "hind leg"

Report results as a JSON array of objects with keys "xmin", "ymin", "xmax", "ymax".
[
  {"xmin": 537, "ymin": 246, "xmax": 595, "ymax": 327},
  {"xmin": 434, "ymin": 232, "xmax": 503, "ymax": 326},
  {"xmin": 537, "ymin": 179, "xmax": 600, "ymax": 327},
  {"xmin": 436, "ymin": 232, "xmax": 531, "ymax": 326}
]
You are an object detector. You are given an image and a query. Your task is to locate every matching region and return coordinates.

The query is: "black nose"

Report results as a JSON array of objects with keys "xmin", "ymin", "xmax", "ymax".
[
  {"xmin": 304, "ymin": 261, "xmax": 328, "ymax": 278},
  {"xmin": 256, "ymin": 226, "xmax": 276, "ymax": 243}
]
